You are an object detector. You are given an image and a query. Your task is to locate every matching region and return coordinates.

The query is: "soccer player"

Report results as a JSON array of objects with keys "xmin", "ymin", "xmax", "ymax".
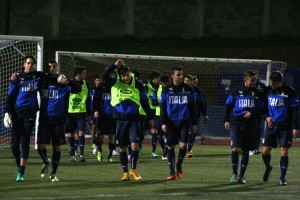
[
  {"xmin": 160, "ymin": 66, "xmax": 197, "ymax": 180},
  {"xmin": 251, "ymin": 75, "xmax": 266, "ymax": 155},
  {"xmin": 90, "ymin": 75, "xmax": 102, "ymax": 153},
  {"xmin": 152, "ymin": 74, "xmax": 170, "ymax": 160},
  {"xmin": 224, "ymin": 70, "xmax": 266, "ymax": 184},
  {"xmin": 92, "ymin": 77, "xmax": 116, "ymax": 162},
  {"xmin": 262, "ymin": 71, "xmax": 299, "ymax": 186},
  {"xmin": 184, "ymin": 75, "xmax": 209, "ymax": 158},
  {"xmin": 37, "ymin": 59, "xmax": 81, "ymax": 182},
  {"xmin": 66, "ymin": 67, "xmax": 91, "ymax": 162},
  {"xmin": 146, "ymin": 71, "xmax": 161, "ymax": 158},
  {"xmin": 4, "ymin": 55, "xmax": 46, "ymax": 182},
  {"xmin": 102, "ymin": 59, "xmax": 154, "ymax": 181}
]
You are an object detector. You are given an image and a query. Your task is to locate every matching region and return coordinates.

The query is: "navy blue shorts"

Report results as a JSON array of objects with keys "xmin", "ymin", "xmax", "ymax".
[
  {"xmin": 96, "ymin": 118, "xmax": 116, "ymax": 135},
  {"xmin": 164, "ymin": 120, "xmax": 190, "ymax": 146},
  {"xmin": 115, "ymin": 120, "xmax": 140, "ymax": 147},
  {"xmin": 12, "ymin": 116, "xmax": 36, "ymax": 138},
  {"xmin": 37, "ymin": 121, "xmax": 65, "ymax": 145},
  {"xmin": 230, "ymin": 124, "xmax": 256, "ymax": 151},
  {"xmin": 65, "ymin": 113, "xmax": 86, "ymax": 133},
  {"xmin": 262, "ymin": 124, "xmax": 293, "ymax": 148}
]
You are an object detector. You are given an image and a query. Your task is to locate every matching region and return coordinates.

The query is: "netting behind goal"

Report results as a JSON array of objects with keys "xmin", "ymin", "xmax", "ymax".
[
  {"xmin": 56, "ymin": 51, "xmax": 287, "ymax": 139},
  {"xmin": 0, "ymin": 35, "xmax": 43, "ymax": 148}
]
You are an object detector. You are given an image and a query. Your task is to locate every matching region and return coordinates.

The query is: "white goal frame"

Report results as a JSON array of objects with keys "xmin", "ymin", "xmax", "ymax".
[{"xmin": 55, "ymin": 51, "xmax": 287, "ymax": 141}]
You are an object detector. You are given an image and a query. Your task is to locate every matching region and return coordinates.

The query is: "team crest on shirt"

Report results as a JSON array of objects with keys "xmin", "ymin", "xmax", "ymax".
[
  {"xmin": 239, "ymin": 91, "xmax": 243, "ymax": 96},
  {"xmin": 182, "ymin": 87, "xmax": 185, "ymax": 92}
]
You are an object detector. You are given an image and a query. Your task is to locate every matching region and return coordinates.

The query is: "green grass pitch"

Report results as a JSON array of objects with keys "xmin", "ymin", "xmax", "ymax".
[{"xmin": 0, "ymin": 144, "xmax": 299, "ymax": 199}]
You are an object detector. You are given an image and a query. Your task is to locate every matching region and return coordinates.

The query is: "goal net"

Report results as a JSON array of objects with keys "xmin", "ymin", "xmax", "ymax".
[
  {"xmin": 0, "ymin": 35, "xmax": 43, "ymax": 148},
  {"xmin": 56, "ymin": 51, "xmax": 287, "ymax": 142}
]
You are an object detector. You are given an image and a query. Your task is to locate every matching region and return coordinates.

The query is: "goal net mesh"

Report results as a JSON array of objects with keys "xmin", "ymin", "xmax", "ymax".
[
  {"xmin": 56, "ymin": 52, "xmax": 287, "ymax": 141},
  {"xmin": 0, "ymin": 36, "xmax": 43, "ymax": 148}
]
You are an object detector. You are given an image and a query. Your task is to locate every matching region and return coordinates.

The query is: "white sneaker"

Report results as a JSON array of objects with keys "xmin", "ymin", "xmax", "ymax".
[
  {"xmin": 50, "ymin": 175, "xmax": 59, "ymax": 182},
  {"xmin": 112, "ymin": 150, "xmax": 118, "ymax": 156},
  {"xmin": 93, "ymin": 146, "xmax": 98, "ymax": 155},
  {"xmin": 249, "ymin": 151, "xmax": 254, "ymax": 156},
  {"xmin": 162, "ymin": 156, "xmax": 167, "ymax": 161}
]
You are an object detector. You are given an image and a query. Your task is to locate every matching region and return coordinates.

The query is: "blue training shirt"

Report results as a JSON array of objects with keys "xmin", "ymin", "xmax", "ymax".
[
  {"xmin": 224, "ymin": 86, "xmax": 266, "ymax": 123},
  {"xmin": 265, "ymin": 83, "xmax": 299, "ymax": 129},
  {"xmin": 40, "ymin": 75, "xmax": 81, "ymax": 122},
  {"xmin": 5, "ymin": 70, "xmax": 45, "ymax": 118},
  {"xmin": 160, "ymin": 82, "xmax": 197, "ymax": 125}
]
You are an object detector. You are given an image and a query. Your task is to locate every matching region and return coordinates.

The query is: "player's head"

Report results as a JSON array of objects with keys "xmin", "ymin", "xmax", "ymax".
[
  {"xmin": 150, "ymin": 71, "xmax": 161, "ymax": 85},
  {"xmin": 160, "ymin": 74, "xmax": 170, "ymax": 86},
  {"xmin": 94, "ymin": 75, "xmax": 102, "ymax": 87},
  {"xmin": 244, "ymin": 70, "xmax": 257, "ymax": 87},
  {"xmin": 269, "ymin": 71, "xmax": 283, "ymax": 89},
  {"xmin": 192, "ymin": 75, "xmax": 198, "ymax": 86},
  {"xmin": 118, "ymin": 65, "xmax": 131, "ymax": 84},
  {"xmin": 23, "ymin": 54, "xmax": 36, "ymax": 73},
  {"xmin": 171, "ymin": 66, "xmax": 184, "ymax": 85},
  {"xmin": 74, "ymin": 67, "xmax": 87, "ymax": 80},
  {"xmin": 132, "ymin": 69, "xmax": 141, "ymax": 80},
  {"xmin": 47, "ymin": 58, "xmax": 58, "ymax": 76},
  {"xmin": 184, "ymin": 74, "xmax": 193, "ymax": 86}
]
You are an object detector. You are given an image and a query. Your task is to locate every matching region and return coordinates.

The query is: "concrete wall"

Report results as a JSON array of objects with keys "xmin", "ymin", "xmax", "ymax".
[{"xmin": 1, "ymin": 0, "xmax": 300, "ymax": 39}]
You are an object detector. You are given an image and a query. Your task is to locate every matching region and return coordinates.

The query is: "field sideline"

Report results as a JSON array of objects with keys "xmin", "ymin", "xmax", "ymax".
[{"xmin": 0, "ymin": 143, "xmax": 299, "ymax": 200}]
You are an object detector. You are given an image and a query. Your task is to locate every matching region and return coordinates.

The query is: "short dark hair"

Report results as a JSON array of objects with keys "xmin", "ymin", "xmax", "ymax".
[
  {"xmin": 269, "ymin": 71, "xmax": 283, "ymax": 82},
  {"xmin": 184, "ymin": 74, "xmax": 192, "ymax": 80},
  {"xmin": 244, "ymin": 70, "xmax": 257, "ymax": 79},
  {"xmin": 23, "ymin": 54, "xmax": 36, "ymax": 64},
  {"xmin": 160, "ymin": 74, "xmax": 170, "ymax": 84},
  {"xmin": 150, "ymin": 71, "xmax": 161, "ymax": 80},
  {"xmin": 171, "ymin": 66, "xmax": 183, "ymax": 75},
  {"xmin": 48, "ymin": 58, "xmax": 57, "ymax": 65},
  {"xmin": 94, "ymin": 75, "xmax": 101, "ymax": 79},
  {"xmin": 74, "ymin": 67, "xmax": 86, "ymax": 76},
  {"xmin": 117, "ymin": 65, "xmax": 130, "ymax": 76}
]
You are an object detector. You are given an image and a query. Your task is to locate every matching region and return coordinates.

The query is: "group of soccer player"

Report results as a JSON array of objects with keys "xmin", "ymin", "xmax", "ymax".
[
  {"xmin": 4, "ymin": 55, "xmax": 299, "ymax": 185},
  {"xmin": 224, "ymin": 70, "xmax": 299, "ymax": 186}
]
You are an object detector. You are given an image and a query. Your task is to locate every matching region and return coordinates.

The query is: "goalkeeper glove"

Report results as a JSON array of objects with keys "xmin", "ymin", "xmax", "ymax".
[{"xmin": 4, "ymin": 112, "xmax": 13, "ymax": 128}]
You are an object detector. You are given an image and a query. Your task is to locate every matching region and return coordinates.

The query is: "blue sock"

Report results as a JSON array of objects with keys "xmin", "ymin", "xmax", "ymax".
[
  {"xmin": 239, "ymin": 151, "xmax": 249, "ymax": 177},
  {"xmin": 167, "ymin": 149, "xmax": 175, "ymax": 175},
  {"xmin": 231, "ymin": 151, "xmax": 239, "ymax": 175},
  {"xmin": 51, "ymin": 151, "xmax": 61, "ymax": 175},
  {"xmin": 74, "ymin": 139, "xmax": 79, "ymax": 151},
  {"xmin": 177, "ymin": 148, "xmax": 186, "ymax": 171},
  {"xmin": 108, "ymin": 143, "xmax": 114, "ymax": 158},
  {"xmin": 280, "ymin": 156, "xmax": 288, "ymax": 180},
  {"xmin": 262, "ymin": 154, "xmax": 272, "ymax": 168},
  {"xmin": 68, "ymin": 137, "xmax": 75, "ymax": 155},
  {"xmin": 131, "ymin": 150, "xmax": 139, "ymax": 169},
  {"xmin": 120, "ymin": 152, "xmax": 128, "ymax": 172},
  {"xmin": 79, "ymin": 136, "xmax": 85, "ymax": 156},
  {"xmin": 38, "ymin": 148, "xmax": 50, "ymax": 165},
  {"xmin": 152, "ymin": 134, "xmax": 157, "ymax": 152},
  {"xmin": 19, "ymin": 166, "xmax": 25, "ymax": 175}
]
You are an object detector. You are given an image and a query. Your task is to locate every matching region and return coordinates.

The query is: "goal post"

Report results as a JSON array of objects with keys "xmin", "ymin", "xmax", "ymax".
[
  {"xmin": 0, "ymin": 35, "xmax": 44, "ymax": 149},
  {"xmin": 56, "ymin": 51, "xmax": 287, "ymax": 141}
]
